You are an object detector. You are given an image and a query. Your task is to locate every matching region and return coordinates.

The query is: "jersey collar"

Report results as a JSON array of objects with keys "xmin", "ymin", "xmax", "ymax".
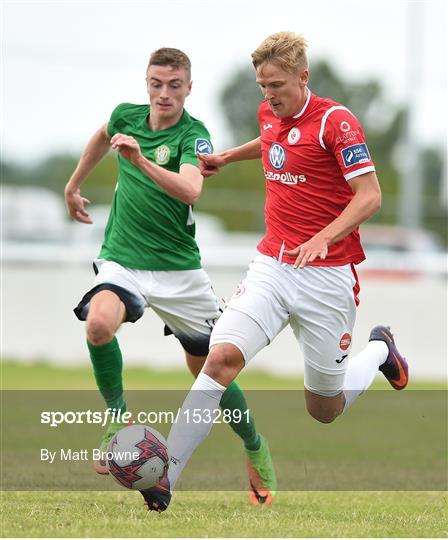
[{"xmin": 292, "ymin": 88, "xmax": 311, "ymax": 119}]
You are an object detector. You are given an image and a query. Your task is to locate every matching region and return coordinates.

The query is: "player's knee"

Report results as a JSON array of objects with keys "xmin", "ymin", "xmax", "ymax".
[
  {"xmin": 86, "ymin": 315, "xmax": 115, "ymax": 346},
  {"xmin": 204, "ymin": 344, "xmax": 243, "ymax": 383}
]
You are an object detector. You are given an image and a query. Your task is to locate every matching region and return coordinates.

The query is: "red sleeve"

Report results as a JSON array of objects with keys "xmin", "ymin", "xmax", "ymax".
[{"xmin": 320, "ymin": 107, "xmax": 375, "ymax": 181}]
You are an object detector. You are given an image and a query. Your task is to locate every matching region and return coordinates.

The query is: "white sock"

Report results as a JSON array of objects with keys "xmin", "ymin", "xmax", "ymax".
[
  {"xmin": 167, "ymin": 372, "xmax": 226, "ymax": 489},
  {"xmin": 343, "ymin": 340, "xmax": 388, "ymax": 411}
]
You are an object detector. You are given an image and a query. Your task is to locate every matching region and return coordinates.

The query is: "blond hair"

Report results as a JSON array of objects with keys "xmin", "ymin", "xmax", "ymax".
[{"xmin": 251, "ymin": 32, "xmax": 308, "ymax": 73}]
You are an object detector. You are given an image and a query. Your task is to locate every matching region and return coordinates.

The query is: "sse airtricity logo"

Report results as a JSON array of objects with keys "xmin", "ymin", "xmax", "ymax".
[
  {"xmin": 195, "ymin": 138, "xmax": 213, "ymax": 154},
  {"xmin": 341, "ymin": 143, "xmax": 371, "ymax": 168},
  {"xmin": 269, "ymin": 143, "xmax": 286, "ymax": 170}
]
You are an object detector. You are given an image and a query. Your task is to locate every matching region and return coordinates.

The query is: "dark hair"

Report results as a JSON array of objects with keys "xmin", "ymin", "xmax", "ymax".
[{"xmin": 147, "ymin": 48, "xmax": 191, "ymax": 79}]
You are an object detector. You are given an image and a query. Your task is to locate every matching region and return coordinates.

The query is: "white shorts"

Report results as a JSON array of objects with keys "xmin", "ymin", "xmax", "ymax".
[
  {"xmin": 74, "ymin": 259, "xmax": 221, "ymax": 356},
  {"xmin": 210, "ymin": 253, "xmax": 358, "ymax": 396}
]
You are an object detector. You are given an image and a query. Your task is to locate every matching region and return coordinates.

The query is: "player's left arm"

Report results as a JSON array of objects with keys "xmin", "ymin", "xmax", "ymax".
[
  {"xmin": 284, "ymin": 171, "xmax": 381, "ymax": 269},
  {"xmin": 110, "ymin": 133, "xmax": 203, "ymax": 205}
]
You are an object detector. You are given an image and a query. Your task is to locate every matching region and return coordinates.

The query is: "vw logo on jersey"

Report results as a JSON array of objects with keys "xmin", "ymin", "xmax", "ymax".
[
  {"xmin": 269, "ymin": 143, "xmax": 286, "ymax": 170},
  {"xmin": 195, "ymin": 138, "xmax": 213, "ymax": 154}
]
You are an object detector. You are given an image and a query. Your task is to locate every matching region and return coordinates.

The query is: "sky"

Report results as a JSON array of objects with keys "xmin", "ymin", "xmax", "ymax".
[{"xmin": 1, "ymin": 0, "xmax": 447, "ymax": 164}]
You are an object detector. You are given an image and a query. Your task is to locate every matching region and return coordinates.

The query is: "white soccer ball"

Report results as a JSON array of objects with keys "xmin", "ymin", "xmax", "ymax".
[{"xmin": 107, "ymin": 424, "xmax": 169, "ymax": 490}]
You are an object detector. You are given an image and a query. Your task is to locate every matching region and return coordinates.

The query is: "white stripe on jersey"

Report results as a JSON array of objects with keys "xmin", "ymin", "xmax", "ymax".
[
  {"xmin": 344, "ymin": 165, "xmax": 376, "ymax": 181},
  {"xmin": 318, "ymin": 105, "xmax": 352, "ymax": 149},
  {"xmin": 292, "ymin": 88, "xmax": 312, "ymax": 119}
]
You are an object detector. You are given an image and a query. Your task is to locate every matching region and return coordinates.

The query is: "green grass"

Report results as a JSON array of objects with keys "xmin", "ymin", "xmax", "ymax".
[
  {"xmin": 1, "ymin": 361, "xmax": 447, "ymax": 537},
  {"xmin": 1, "ymin": 491, "xmax": 447, "ymax": 537},
  {"xmin": 2, "ymin": 360, "xmax": 445, "ymax": 390},
  {"xmin": 1, "ymin": 360, "xmax": 303, "ymax": 390}
]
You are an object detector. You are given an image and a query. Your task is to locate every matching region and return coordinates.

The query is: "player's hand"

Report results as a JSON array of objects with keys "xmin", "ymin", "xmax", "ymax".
[
  {"xmin": 197, "ymin": 153, "xmax": 226, "ymax": 177},
  {"xmin": 284, "ymin": 235, "xmax": 329, "ymax": 269},
  {"xmin": 64, "ymin": 187, "xmax": 92, "ymax": 224},
  {"xmin": 111, "ymin": 133, "xmax": 143, "ymax": 164}
]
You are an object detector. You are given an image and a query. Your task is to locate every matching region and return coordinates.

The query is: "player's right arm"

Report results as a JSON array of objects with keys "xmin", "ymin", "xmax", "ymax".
[
  {"xmin": 64, "ymin": 123, "xmax": 111, "ymax": 224},
  {"xmin": 197, "ymin": 137, "xmax": 261, "ymax": 177}
]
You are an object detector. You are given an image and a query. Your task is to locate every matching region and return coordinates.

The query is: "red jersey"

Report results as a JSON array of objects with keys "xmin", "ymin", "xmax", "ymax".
[{"xmin": 257, "ymin": 91, "xmax": 375, "ymax": 266}]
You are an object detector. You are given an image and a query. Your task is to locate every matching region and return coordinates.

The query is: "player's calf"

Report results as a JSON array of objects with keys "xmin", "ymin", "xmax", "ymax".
[{"xmin": 304, "ymin": 390, "xmax": 344, "ymax": 424}]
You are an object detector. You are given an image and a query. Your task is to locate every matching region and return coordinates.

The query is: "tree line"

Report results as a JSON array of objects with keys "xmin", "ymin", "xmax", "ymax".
[{"xmin": 2, "ymin": 60, "xmax": 446, "ymax": 244}]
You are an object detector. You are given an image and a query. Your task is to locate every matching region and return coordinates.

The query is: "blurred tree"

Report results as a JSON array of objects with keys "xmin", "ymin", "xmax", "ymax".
[
  {"xmin": 198, "ymin": 60, "xmax": 447, "ymax": 243},
  {"xmin": 2, "ymin": 161, "xmax": 39, "ymax": 186},
  {"xmin": 221, "ymin": 66, "xmax": 263, "ymax": 143},
  {"xmin": 421, "ymin": 148, "xmax": 446, "ymax": 243},
  {"xmin": 1, "ymin": 154, "xmax": 117, "ymax": 211},
  {"xmin": 2, "ymin": 61, "xmax": 446, "ymax": 243},
  {"xmin": 219, "ymin": 60, "xmax": 405, "ymax": 146}
]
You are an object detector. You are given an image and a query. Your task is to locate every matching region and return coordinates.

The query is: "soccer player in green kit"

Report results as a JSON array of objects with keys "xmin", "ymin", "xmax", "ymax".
[{"xmin": 64, "ymin": 48, "xmax": 276, "ymax": 506}]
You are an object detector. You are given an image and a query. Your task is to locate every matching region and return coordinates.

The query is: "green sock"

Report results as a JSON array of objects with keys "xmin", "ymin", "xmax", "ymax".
[
  {"xmin": 87, "ymin": 337, "xmax": 126, "ymax": 413},
  {"xmin": 220, "ymin": 381, "xmax": 260, "ymax": 451}
]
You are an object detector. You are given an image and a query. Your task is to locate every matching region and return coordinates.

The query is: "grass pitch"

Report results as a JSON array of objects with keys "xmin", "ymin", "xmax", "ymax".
[
  {"xmin": 2, "ymin": 491, "xmax": 447, "ymax": 538},
  {"xmin": 1, "ymin": 361, "xmax": 447, "ymax": 537}
]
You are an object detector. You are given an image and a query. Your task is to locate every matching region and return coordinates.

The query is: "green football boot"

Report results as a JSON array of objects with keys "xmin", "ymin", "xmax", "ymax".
[
  {"xmin": 94, "ymin": 420, "xmax": 126, "ymax": 475},
  {"xmin": 245, "ymin": 434, "xmax": 277, "ymax": 505}
]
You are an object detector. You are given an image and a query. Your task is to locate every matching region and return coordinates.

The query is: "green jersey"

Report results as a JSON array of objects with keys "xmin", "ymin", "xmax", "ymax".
[{"xmin": 99, "ymin": 102, "xmax": 212, "ymax": 270}]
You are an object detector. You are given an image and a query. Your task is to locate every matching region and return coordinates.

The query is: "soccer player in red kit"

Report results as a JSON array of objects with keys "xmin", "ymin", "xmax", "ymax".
[{"xmin": 142, "ymin": 32, "xmax": 409, "ymax": 513}]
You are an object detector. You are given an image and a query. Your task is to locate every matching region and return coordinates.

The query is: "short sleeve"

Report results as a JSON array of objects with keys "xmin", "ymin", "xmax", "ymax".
[
  {"xmin": 320, "ymin": 107, "xmax": 375, "ymax": 181},
  {"xmin": 107, "ymin": 103, "xmax": 132, "ymax": 138},
  {"xmin": 180, "ymin": 124, "xmax": 213, "ymax": 167}
]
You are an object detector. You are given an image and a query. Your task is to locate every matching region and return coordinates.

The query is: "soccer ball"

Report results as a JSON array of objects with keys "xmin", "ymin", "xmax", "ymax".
[{"xmin": 107, "ymin": 424, "xmax": 169, "ymax": 490}]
